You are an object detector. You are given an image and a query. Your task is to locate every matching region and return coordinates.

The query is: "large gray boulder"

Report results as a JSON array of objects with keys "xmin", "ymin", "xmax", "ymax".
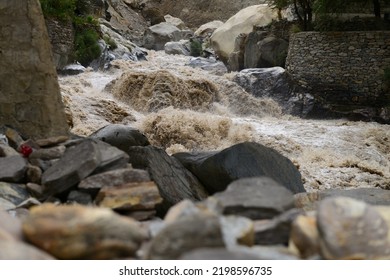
[
  {"xmin": 173, "ymin": 142, "xmax": 305, "ymax": 194},
  {"xmin": 89, "ymin": 124, "xmax": 150, "ymax": 153},
  {"xmin": 143, "ymin": 22, "xmax": 193, "ymax": 50},
  {"xmin": 210, "ymin": 5, "xmax": 277, "ymax": 64},
  {"xmin": 244, "ymin": 34, "xmax": 289, "ymax": 68},
  {"xmin": 0, "ymin": 156, "xmax": 27, "ymax": 183},
  {"xmin": 233, "ymin": 67, "xmax": 315, "ymax": 116}
]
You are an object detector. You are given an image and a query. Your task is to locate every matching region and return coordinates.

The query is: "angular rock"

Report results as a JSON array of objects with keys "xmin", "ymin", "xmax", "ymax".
[
  {"xmin": 233, "ymin": 68, "xmax": 311, "ymax": 116},
  {"xmin": 253, "ymin": 209, "xmax": 301, "ymax": 245},
  {"xmin": 128, "ymin": 146, "xmax": 209, "ymax": 212},
  {"xmin": 0, "ymin": 182, "xmax": 30, "ymax": 209},
  {"xmin": 143, "ymin": 22, "xmax": 193, "ymax": 51},
  {"xmin": 290, "ymin": 214, "xmax": 320, "ymax": 259},
  {"xmin": 244, "ymin": 35, "xmax": 288, "ymax": 68},
  {"xmin": 0, "ymin": 210, "xmax": 23, "ymax": 241},
  {"xmin": 29, "ymin": 145, "xmax": 66, "ymax": 160},
  {"xmin": 0, "ymin": 240, "xmax": 55, "ymax": 260},
  {"xmin": 41, "ymin": 139, "xmax": 102, "ymax": 197},
  {"xmin": 89, "ymin": 124, "xmax": 150, "ymax": 153},
  {"xmin": 35, "ymin": 135, "xmax": 69, "ymax": 147},
  {"xmin": 147, "ymin": 214, "xmax": 224, "ymax": 260},
  {"xmin": 210, "ymin": 5, "xmax": 277, "ymax": 63},
  {"xmin": 195, "ymin": 20, "xmax": 224, "ymax": 37},
  {"xmin": 164, "ymin": 41, "xmax": 190, "ymax": 56},
  {"xmin": 173, "ymin": 142, "xmax": 305, "ymax": 194},
  {"xmin": 22, "ymin": 204, "xmax": 148, "ymax": 259},
  {"xmin": 164, "ymin": 14, "xmax": 187, "ymax": 30},
  {"xmin": 220, "ymin": 215, "xmax": 254, "ymax": 247},
  {"xmin": 67, "ymin": 190, "xmax": 93, "ymax": 205},
  {"xmin": 0, "ymin": 126, "xmax": 24, "ymax": 149},
  {"xmin": 26, "ymin": 183, "xmax": 45, "ymax": 199},
  {"xmin": 127, "ymin": 210, "xmax": 157, "ymax": 221},
  {"xmin": 0, "ymin": 143, "xmax": 19, "ymax": 157},
  {"xmin": 95, "ymin": 181, "xmax": 163, "ymax": 211},
  {"xmin": 317, "ymin": 197, "xmax": 390, "ymax": 259},
  {"xmin": 187, "ymin": 57, "xmax": 228, "ymax": 76},
  {"xmin": 164, "ymin": 199, "xmax": 203, "ymax": 223},
  {"xmin": 93, "ymin": 140, "xmax": 130, "ymax": 174},
  {"xmin": 0, "ymin": 198, "xmax": 16, "ymax": 211},
  {"xmin": 0, "ymin": 155, "xmax": 27, "ymax": 183},
  {"xmin": 79, "ymin": 168, "xmax": 150, "ymax": 190},
  {"xmin": 59, "ymin": 63, "xmax": 86, "ymax": 75},
  {"xmin": 26, "ymin": 164, "xmax": 42, "ymax": 184},
  {"xmin": 213, "ymin": 177, "xmax": 295, "ymax": 220}
]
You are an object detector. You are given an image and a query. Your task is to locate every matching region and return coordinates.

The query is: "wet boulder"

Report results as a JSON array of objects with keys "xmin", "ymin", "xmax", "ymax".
[{"xmin": 173, "ymin": 142, "xmax": 305, "ymax": 194}]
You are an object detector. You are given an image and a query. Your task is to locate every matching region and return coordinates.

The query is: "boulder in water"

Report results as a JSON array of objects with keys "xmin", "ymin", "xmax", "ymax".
[
  {"xmin": 173, "ymin": 142, "xmax": 305, "ymax": 194},
  {"xmin": 89, "ymin": 124, "xmax": 150, "ymax": 153}
]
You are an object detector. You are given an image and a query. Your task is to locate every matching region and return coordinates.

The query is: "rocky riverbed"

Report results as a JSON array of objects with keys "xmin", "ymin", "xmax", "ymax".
[{"xmin": 1, "ymin": 50, "xmax": 390, "ymax": 260}]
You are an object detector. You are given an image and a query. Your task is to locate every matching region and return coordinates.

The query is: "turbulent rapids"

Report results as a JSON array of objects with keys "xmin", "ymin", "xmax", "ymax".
[{"xmin": 59, "ymin": 51, "xmax": 390, "ymax": 192}]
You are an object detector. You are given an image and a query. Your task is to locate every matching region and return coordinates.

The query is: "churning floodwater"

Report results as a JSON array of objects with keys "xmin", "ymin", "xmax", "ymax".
[{"xmin": 59, "ymin": 51, "xmax": 390, "ymax": 192}]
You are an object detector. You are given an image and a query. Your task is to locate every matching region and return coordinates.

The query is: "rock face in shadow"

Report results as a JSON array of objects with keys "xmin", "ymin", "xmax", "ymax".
[
  {"xmin": 0, "ymin": 0, "xmax": 68, "ymax": 139},
  {"xmin": 173, "ymin": 142, "xmax": 305, "ymax": 194},
  {"xmin": 127, "ymin": 146, "xmax": 209, "ymax": 212}
]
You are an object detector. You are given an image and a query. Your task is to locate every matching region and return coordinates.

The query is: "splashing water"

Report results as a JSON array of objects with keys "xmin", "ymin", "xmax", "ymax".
[{"xmin": 59, "ymin": 50, "xmax": 390, "ymax": 192}]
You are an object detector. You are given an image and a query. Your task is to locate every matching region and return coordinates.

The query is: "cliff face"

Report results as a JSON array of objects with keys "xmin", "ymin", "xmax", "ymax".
[
  {"xmin": 147, "ymin": 0, "xmax": 266, "ymax": 28},
  {"xmin": 0, "ymin": 0, "xmax": 69, "ymax": 138}
]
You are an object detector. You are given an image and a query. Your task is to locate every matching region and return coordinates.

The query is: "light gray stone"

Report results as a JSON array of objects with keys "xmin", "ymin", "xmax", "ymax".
[{"xmin": 0, "ymin": 156, "xmax": 27, "ymax": 183}]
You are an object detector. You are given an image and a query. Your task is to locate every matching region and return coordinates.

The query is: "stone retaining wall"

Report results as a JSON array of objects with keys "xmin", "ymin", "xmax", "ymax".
[{"xmin": 286, "ymin": 31, "xmax": 390, "ymax": 107}]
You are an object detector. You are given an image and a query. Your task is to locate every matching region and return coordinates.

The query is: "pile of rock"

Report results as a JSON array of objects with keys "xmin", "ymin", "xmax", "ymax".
[{"xmin": 1, "ymin": 124, "xmax": 390, "ymax": 260}]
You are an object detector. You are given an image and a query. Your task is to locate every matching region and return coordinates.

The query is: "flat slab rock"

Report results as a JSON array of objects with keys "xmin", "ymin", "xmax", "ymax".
[
  {"xmin": 173, "ymin": 142, "xmax": 305, "ymax": 194},
  {"xmin": 79, "ymin": 168, "xmax": 150, "ymax": 190},
  {"xmin": 213, "ymin": 177, "xmax": 294, "ymax": 220},
  {"xmin": 127, "ymin": 146, "xmax": 208, "ymax": 212},
  {"xmin": 41, "ymin": 139, "xmax": 102, "ymax": 196},
  {"xmin": 0, "ymin": 182, "xmax": 30, "ymax": 210},
  {"xmin": 0, "ymin": 155, "xmax": 27, "ymax": 183},
  {"xmin": 22, "ymin": 204, "xmax": 148, "ymax": 259},
  {"xmin": 95, "ymin": 181, "xmax": 163, "ymax": 211}
]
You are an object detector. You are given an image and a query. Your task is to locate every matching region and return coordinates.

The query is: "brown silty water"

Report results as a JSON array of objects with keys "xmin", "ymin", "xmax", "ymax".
[{"xmin": 59, "ymin": 50, "xmax": 390, "ymax": 192}]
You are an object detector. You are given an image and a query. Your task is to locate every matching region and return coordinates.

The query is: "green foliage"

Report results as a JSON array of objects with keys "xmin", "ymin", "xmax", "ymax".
[
  {"xmin": 39, "ymin": 0, "xmax": 102, "ymax": 66},
  {"xmin": 103, "ymin": 35, "xmax": 118, "ymax": 50},
  {"xmin": 190, "ymin": 39, "xmax": 203, "ymax": 57},
  {"xmin": 39, "ymin": 0, "xmax": 76, "ymax": 20},
  {"xmin": 74, "ymin": 28, "xmax": 101, "ymax": 66}
]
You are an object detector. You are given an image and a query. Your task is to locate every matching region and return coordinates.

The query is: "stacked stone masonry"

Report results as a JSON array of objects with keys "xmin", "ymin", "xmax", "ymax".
[{"xmin": 286, "ymin": 31, "xmax": 390, "ymax": 107}]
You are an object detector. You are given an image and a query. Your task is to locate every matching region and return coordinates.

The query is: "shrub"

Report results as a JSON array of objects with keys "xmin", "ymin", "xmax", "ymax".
[
  {"xmin": 103, "ymin": 35, "xmax": 118, "ymax": 50},
  {"xmin": 74, "ymin": 28, "xmax": 101, "ymax": 66},
  {"xmin": 39, "ymin": 0, "xmax": 76, "ymax": 21},
  {"xmin": 190, "ymin": 38, "xmax": 202, "ymax": 57}
]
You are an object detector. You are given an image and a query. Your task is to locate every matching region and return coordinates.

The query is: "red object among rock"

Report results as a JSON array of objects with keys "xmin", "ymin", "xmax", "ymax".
[{"xmin": 19, "ymin": 144, "xmax": 33, "ymax": 157}]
